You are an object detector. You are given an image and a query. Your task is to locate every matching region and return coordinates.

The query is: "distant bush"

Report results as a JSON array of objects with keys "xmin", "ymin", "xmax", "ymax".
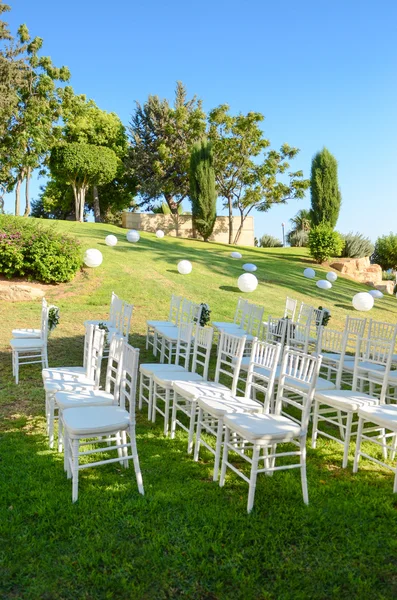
[
  {"xmin": 308, "ymin": 223, "xmax": 344, "ymax": 263},
  {"xmin": 287, "ymin": 230, "xmax": 309, "ymax": 247},
  {"xmin": 259, "ymin": 234, "xmax": 283, "ymax": 248},
  {"xmin": 372, "ymin": 233, "xmax": 397, "ymax": 271},
  {"xmin": 0, "ymin": 215, "xmax": 82, "ymax": 283},
  {"xmin": 382, "ymin": 270, "xmax": 395, "ymax": 281},
  {"xmin": 339, "ymin": 232, "xmax": 374, "ymax": 258}
]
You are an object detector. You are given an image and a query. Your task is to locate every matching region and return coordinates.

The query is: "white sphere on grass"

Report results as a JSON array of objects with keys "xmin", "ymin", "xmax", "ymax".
[
  {"xmin": 84, "ymin": 249, "xmax": 103, "ymax": 268},
  {"xmin": 105, "ymin": 235, "xmax": 118, "ymax": 247},
  {"xmin": 238, "ymin": 273, "xmax": 258, "ymax": 293},
  {"xmin": 303, "ymin": 268, "xmax": 316, "ymax": 279},
  {"xmin": 326, "ymin": 272, "xmax": 338, "ymax": 283},
  {"xmin": 368, "ymin": 290, "xmax": 383, "ymax": 299},
  {"xmin": 156, "ymin": 230, "xmax": 165, "ymax": 239},
  {"xmin": 316, "ymin": 280, "xmax": 332, "ymax": 290},
  {"xmin": 231, "ymin": 252, "xmax": 242, "ymax": 259},
  {"xmin": 352, "ymin": 292, "xmax": 374, "ymax": 311},
  {"xmin": 126, "ymin": 230, "xmax": 140, "ymax": 243},
  {"xmin": 242, "ymin": 263, "xmax": 257, "ymax": 272},
  {"xmin": 177, "ymin": 260, "xmax": 192, "ymax": 275}
]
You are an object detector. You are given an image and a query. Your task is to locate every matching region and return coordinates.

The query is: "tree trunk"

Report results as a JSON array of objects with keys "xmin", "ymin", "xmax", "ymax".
[
  {"xmin": 23, "ymin": 167, "xmax": 31, "ymax": 217},
  {"xmin": 227, "ymin": 196, "xmax": 233, "ymax": 244},
  {"xmin": 15, "ymin": 174, "xmax": 23, "ymax": 216},
  {"xmin": 72, "ymin": 185, "xmax": 86, "ymax": 222},
  {"xmin": 233, "ymin": 211, "xmax": 245, "ymax": 245},
  {"xmin": 92, "ymin": 186, "xmax": 101, "ymax": 222}
]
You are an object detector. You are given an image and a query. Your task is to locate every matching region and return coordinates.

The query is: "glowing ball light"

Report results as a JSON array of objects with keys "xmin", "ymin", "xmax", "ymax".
[
  {"xmin": 177, "ymin": 260, "xmax": 192, "ymax": 275},
  {"xmin": 326, "ymin": 272, "xmax": 338, "ymax": 283},
  {"xmin": 231, "ymin": 252, "xmax": 242, "ymax": 259},
  {"xmin": 369, "ymin": 290, "xmax": 383, "ymax": 299},
  {"xmin": 316, "ymin": 280, "xmax": 332, "ymax": 290},
  {"xmin": 352, "ymin": 292, "xmax": 374, "ymax": 312},
  {"xmin": 303, "ymin": 268, "xmax": 316, "ymax": 279},
  {"xmin": 126, "ymin": 230, "xmax": 140, "ymax": 243},
  {"xmin": 156, "ymin": 230, "xmax": 165, "ymax": 239},
  {"xmin": 238, "ymin": 273, "xmax": 258, "ymax": 293},
  {"xmin": 84, "ymin": 249, "xmax": 103, "ymax": 268},
  {"xmin": 242, "ymin": 263, "xmax": 257, "ymax": 273},
  {"xmin": 105, "ymin": 235, "xmax": 118, "ymax": 247}
]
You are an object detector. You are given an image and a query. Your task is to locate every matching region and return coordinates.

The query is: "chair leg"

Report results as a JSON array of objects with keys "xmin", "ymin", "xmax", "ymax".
[
  {"xmin": 194, "ymin": 407, "xmax": 203, "ymax": 462},
  {"xmin": 342, "ymin": 412, "xmax": 353, "ymax": 468},
  {"xmin": 121, "ymin": 431, "xmax": 129, "ymax": 468},
  {"xmin": 213, "ymin": 418, "xmax": 224, "ymax": 481},
  {"xmin": 164, "ymin": 387, "xmax": 171, "ymax": 436},
  {"xmin": 48, "ymin": 395, "xmax": 55, "ymax": 449},
  {"xmin": 353, "ymin": 417, "xmax": 364, "ymax": 473},
  {"xmin": 147, "ymin": 378, "xmax": 153, "ymax": 420},
  {"xmin": 138, "ymin": 375, "xmax": 144, "ymax": 410},
  {"xmin": 247, "ymin": 444, "xmax": 260, "ymax": 513},
  {"xmin": 72, "ymin": 438, "xmax": 79, "ymax": 503},
  {"xmin": 15, "ymin": 351, "xmax": 19, "ymax": 384},
  {"xmin": 390, "ymin": 434, "xmax": 397, "ymax": 461},
  {"xmin": 58, "ymin": 411, "xmax": 64, "ymax": 453},
  {"xmin": 116, "ymin": 432, "xmax": 124, "ymax": 465},
  {"xmin": 64, "ymin": 430, "xmax": 70, "ymax": 474},
  {"xmin": 129, "ymin": 424, "xmax": 144, "ymax": 495},
  {"xmin": 170, "ymin": 391, "xmax": 178, "ymax": 440},
  {"xmin": 300, "ymin": 437, "xmax": 309, "ymax": 505},
  {"xmin": 151, "ymin": 383, "xmax": 157, "ymax": 422},
  {"xmin": 219, "ymin": 426, "xmax": 230, "ymax": 487},
  {"xmin": 187, "ymin": 400, "xmax": 196, "ymax": 454},
  {"xmin": 311, "ymin": 400, "xmax": 319, "ymax": 449}
]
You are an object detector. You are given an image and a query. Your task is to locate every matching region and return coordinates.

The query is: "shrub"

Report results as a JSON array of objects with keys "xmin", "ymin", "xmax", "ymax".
[
  {"xmin": 0, "ymin": 215, "xmax": 82, "ymax": 283},
  {"xmin": 259, "ymin": 234, "xmax": 283, "ymax": 248},
  {"xmin": 372, "ymin": 233, "xmax": 397, "ymax": 271},
  {"xmin": 308, "ymin": 223, "xmax": 344, "ymax": 263},
  {"xmin": 287, "ymin": 230, "xmax": 309, "ymax": 247},
  {"xmin": 339, "ymin": 232, "xmax": 374, "ymax": 258},
  {"xmin": 382, "ymin": 270, "xmax": 395, "ymax": 281}
]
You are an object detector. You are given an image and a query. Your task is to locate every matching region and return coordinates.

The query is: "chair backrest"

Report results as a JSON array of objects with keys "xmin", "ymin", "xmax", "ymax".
[
  {"xmin": 214, "ymin": 331, "xmax": 246, "ymax": 395},
  {"xmin": 41, "ymin": 304, "xmax": 50, "ymax": 341},
  {"xmin": 174, "ymin": 322, "xmax": 194, "ymax": 369},
  {"xmin": 104, "ymin": 334, "xmax": 125, "ymax": 396},
  {"xmin": 274, "ymin": 347, "xmax": 322, "ymax": 432},
  {"xmin": 109, "ymin": 293, "xmax": 124, "ymax": 328},
  {"xmin": 368, "ymin": 320, "xmax": 397, "ymax": 344},
  {"xmin": 191, "ymin": 325, "xmax": 214, "ymax": 380},
  {"xmin": 317, "ymin": 327, "xmax": 348, "ymax": 385},
  {"xmin": 86, "ymin": 325, "xmax": 105, "ymax": 388},
  {"xmin": 119, "ymin": 342, "xmax": 140, "ymax": 416},
  {"xmin": 284, "ymin": 297, "xmax": 297, "ymax": 321},
  {"xmin": 234, "ymin": 297, "xmax": 249, "ymax": 325},
  {"xmin": 168, "ymin": 295, "xmax": 183, "ymax": 325},
  {"xmin": 119, "ymin": 302, "xmax": 134, "ymax": 339},
  {"xmin": 345, "ymin": 315, "xmax": 367, "ymax": 337},
  {"xmin": 352, "ymin": 337, "xmax": 394, "ymax": 401},
  {"xmin": 296, "ymin": 302, "xmax": 314, "ymax": 325},
  {"xmin": 312, "ymin": 307, "xmax": 326, "ymax": 328},
  {"xmin": 265, "ymin": 316, "xmax": 288, "ymax": 347},
  {"xmin": 245, "ymin": 339, "xmax": 282, "ymax": 412},
  {"xmin": 237, "ymin": 301, "xmax": 253, "ymax": 330},
  {"xmin": 246, "ymin": 303, "xmax": 264, "ymax": 336},
  {"xmin": 178, "ymin": 299, "xmax": 193, "ymax": 325},
  {"xmin": 286, "ymin": 320, "xmax": 310, "ymax": 353}
]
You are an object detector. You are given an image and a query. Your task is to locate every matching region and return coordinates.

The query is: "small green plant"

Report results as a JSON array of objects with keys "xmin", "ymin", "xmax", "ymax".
[
  {"xmin": 48, "ymin": 306, "xmax": 60, "ymax": 333},
  {"xmin": 318, "ymin": 306, "xmax": 331, "ymax": 327},
  {"xmin": 197, "ymin": 303, "xmax": 211, "ymax": 327},
  {"xmin": 339, "ymin": 232, "xmax": 374, "ymax": 258},
  {"xmin": 372, "ymin": 233, "xmax": 397, "ymax": 271},
  {"xmin": 259, "ymin": 234, "xmax": 283, "ymax": 248},
  {"xmin": 308, "ymin": 224, "xmax": 344, "ymax": 263},
  {"xmin": 382, "ymin": 270, "xmax": 395, "ymax": 281},
  {"xmin": 98, "ymin": 322, "xmax": 110, "ymax": 344}
]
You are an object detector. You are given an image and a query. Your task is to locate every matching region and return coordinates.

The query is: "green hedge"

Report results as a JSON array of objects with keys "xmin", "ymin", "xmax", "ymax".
[{"xmin": 0, "ymin": 215, "xmax": 82, "ymax": 283}]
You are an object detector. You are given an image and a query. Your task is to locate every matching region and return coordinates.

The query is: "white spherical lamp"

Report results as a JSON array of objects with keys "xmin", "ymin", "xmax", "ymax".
[
  {"xmin": 303, "ymin": 268, "xmax": 316, "ymax": 279},
  {"xmin": 238, "ymin": 273, "xmax": 258, "ymax": 293},
  {"xmin": 177, "ymin": 260, "xmax": 192, "ymax": 275},
  {"xmin": 156, "ymin": 230, "xmax": 165, "ymax": 239},
  {"xmin": 105, "ymin": 235, "xmax": 118, "ymax": 247},
  {"xmin": 242, "ymin": 263, "xmax": 257, "ymax": 273},
  {"xmin": 126, "ymin": 230, "xmax": 140, "ymax": 243},
  {"xmin": 316, "ymin": 280, "xmax": 332, "ymax": 290},
  {"xmin": 368, "ymin": 290, "xmax": 383, "ymax": 299},
  {"xmin": 84, "ymin": 249, "xmax": 103, "ymax": 268},
  {"xmin": 326, "ymin": 271, "xmax": 338, "ymax": 283},
  {"xmin": 352, "ymin": 292, "xmax": 374, "ymax": 312},
  {"xmin": 231, "ymin": 252, "xmax": 242, "ymax": 259}
]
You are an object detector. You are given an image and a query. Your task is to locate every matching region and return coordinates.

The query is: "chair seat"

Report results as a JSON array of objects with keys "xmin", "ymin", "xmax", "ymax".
[
  {"xmin": 197, "ymin": 395, "xmax": 262, "ymax": 417},
  {"xmin": 242, "ymin": 364, "xmax": 335, "ymax": 392},
  {"xmin": 212, "ymin": 322, "xmax": 242, "ymax": 330},
  {"xmin": 63, "ymin": 406, "xmax": 130, "ymax": 435},
  {"xmin": 173, "ymin": 380, "xmax": 229, "ymax": 401},
  {"xmin": 223, "ymin": 412, "xmax": 302, "ymax": 442},
  {"xmin": 43, "ymin": 366, "xmax": 86, "ymax": 380},
  {"xmin": 343, "ymin": 360, "xmax": 386, "ymax": 373},
  {"xmin": 357, "ymin": 404, "xmax": 397, "ymax": 430},
  {"xmin": 153, "ymin": 371, "xmax": 204, "ymax": 386},
  {"xmin": 10, "ymin": 337, "xmax": 45, "ymax": 350},
  {"xmin": 154, "ymin": 325, "xmax": 179, "ymax": 340},
  {"xmin": 84, "ymin": 319, "xmax": 113, "ymax": 328},
  {"xmin": 45, "ymin": 379, "xmax": 95, "ymax": 393},
  {"xmin": 56, "ymin": 389, "xmax": 114, "ymax": 410},
  {"xmin": 315, "ymin": 389, "xmax": 379, "ymax": 412},
  {"xmin": 147, "ymin": 320, "xmax": 175, "ymax": 328},
  {"xmin": 139, "ymin": 363, "xmax": 186, "ymax": 377},
  {"xmin": 43, "ymin": 370, "xmax": 92, "ymax": 383},
  {"xmin": 12, "ymin": 328, "xmax": 41, "ymax": 339},
  {"xmin": 321, "ymin": 352, "xmax": 346, "ymax": 363}
]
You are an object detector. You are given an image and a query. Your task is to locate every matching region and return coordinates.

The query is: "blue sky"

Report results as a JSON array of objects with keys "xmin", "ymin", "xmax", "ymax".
[{"xmin": 4, "ymin": 0, "xmax": 397, "ymax": 242}]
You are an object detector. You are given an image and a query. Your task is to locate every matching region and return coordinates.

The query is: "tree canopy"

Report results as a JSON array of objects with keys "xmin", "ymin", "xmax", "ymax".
[
  {"xmin": 310, "ymin": 147, "xmax": 342, "ymax": 228},
  {"xmin": 189, "ymin": 138, "xmax": 217, "ymax": 241}
]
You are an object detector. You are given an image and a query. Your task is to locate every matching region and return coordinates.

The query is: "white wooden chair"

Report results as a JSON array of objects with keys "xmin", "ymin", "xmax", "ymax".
[
  {"xmin": 284, "ymin": 296, "xmax": 297, "ymax": 320},
  {"xmin": 151, "ymin": 325, "xmax": 214, "ymax": 435},
  {"xmin": 214, "ymin": 302, "xmax": 263, "ymax": 342},
  {"xmin": 315, "ymin": 327, "xmax": 348, "ymax": 382},
  {"xmin": 12, "ymin": 297, "xmax": 48, "ymax": 339},
  {"xmin": 154, "ymin": 299, "xmax": 203, "ymax": 363},
  {"xmin": 84, "ymin": 292, "xmax": 123, "ymax": 331},
  {"xmin": 194, "ymin": 340, "xmax": 282, "ymax": 481},
  {"xmin": 107, "ymin": 301, "xmax": 133, "ymax": 342},
  {"xmin": 42, "ymin": 324, "xmax": 93, "ymax": 382},
  {"xmin": 212, "ymin": 297, "xmax": 250, "ymax": 332},
  {"xmin": 312, "ymin": 337, "xmax": 394, "ymax": 468},
  {"xmin": 146, "ymin": 295, "xmax": 183, "ymax": 354},
  {"xmin": 10, "ymin": 303, "xmax": 50, "ymax": 384},
  {"xmin": 62, "ymin": 342, "xmax": 144, "ymax": 502},
  {"xmin": 170, "ymin": 331, "xmax": 247, "ymax": 453},
  {"xmin": 138, "ymin": 323, "xmax": 194, "ymax": 418},
  {"xmin": 286, "ymin": 320, "xmax": 311, "ymax": 354},
  {"xmin": 219, "ymin": 348, "xmax": 322, "ymax": 513}
]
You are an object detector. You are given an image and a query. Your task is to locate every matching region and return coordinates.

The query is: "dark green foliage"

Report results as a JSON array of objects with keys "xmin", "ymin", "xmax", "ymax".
[
  {"xmin": 287, "ymin": 230, "xmax": 309, "ymax": 247},
  {"xmin": 189, "ymin": 139, "xmax": 217, "ymax": 241},
  {"xmin": 198, "ymin": 303, "xmax": 211, "ymax": 326},
  {"xmin": 340, "ymin": 232, "xmax": 374, "ymax": 258},
  {"xmin": 318, "ymin": 306, "xmax": 331, "ymax": 326},
  {"xmin": 310, "ymin": 147, "xmax": 342, "ymax": 228},
  {"xmin": 259, "ymin": 234, "xmax": 283, "ymax": 247},
  {"xmin": 0, "ymin": 214, "xmax": 82, "ymax": 282},
  {"xmin": 308, "ymin": 223, "xmax": 344, "ymax": 263},
  {"xmin": 372, "ymin": 233, "xmax": 397, "ymax": 271}
]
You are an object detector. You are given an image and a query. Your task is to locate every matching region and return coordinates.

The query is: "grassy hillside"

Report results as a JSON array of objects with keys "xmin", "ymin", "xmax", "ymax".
[{"xmin": 1, "ymin": 220, "xmax": 397, "ymax": 599}]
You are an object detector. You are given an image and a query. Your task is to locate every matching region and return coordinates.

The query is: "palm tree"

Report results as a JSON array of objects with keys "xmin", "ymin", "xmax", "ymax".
[{"xmin": 289, "ymin": 209, "xmax": 312, "ymax": 233}]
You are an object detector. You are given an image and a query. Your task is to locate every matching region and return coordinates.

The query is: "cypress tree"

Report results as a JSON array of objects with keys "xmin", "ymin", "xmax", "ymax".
[
  {"xmin": 310, "ymin": 147, "xmax": 342, "ymax": 228},
  {"xmin": 189, "ymin": 139, "xmax": 217, "ymax": 241}
]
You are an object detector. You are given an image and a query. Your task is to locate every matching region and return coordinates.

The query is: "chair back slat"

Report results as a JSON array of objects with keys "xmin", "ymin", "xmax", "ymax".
[
  {"xmin": 105, "ymin": 334, "xmax": 125, "ymax": 396},
  {"xmin": 119, "ymin": 342, "xmax": 140, "ymax": 416},
  {"xmin": 86, "ymin": 325, "xmax": 105, "ymax": 387}
]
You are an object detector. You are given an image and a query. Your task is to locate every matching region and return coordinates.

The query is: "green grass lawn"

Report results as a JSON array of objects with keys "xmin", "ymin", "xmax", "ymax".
[{"xmin": 1, "ymin": 219, "xmax": 397, "ymax": 599}]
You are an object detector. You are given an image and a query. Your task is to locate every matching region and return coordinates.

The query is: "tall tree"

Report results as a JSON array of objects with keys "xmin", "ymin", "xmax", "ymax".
[
  {"xmin": 208, "ymin": 105, "xmax": 309, "ymax": 244},
  {"xmin": 189, "ymin": 138, "xmax": 217, "ymax": 242},
  {"xmin": 49, "ymin": 142, "xmax": 118, "ymax": 222},
  {"xmin": 128, "ymin": 81, "xmax": 206, "ymax": 214},
  {"xmin": 310, "ymin": 147, "xmax": 342, "ymax": 228}
]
